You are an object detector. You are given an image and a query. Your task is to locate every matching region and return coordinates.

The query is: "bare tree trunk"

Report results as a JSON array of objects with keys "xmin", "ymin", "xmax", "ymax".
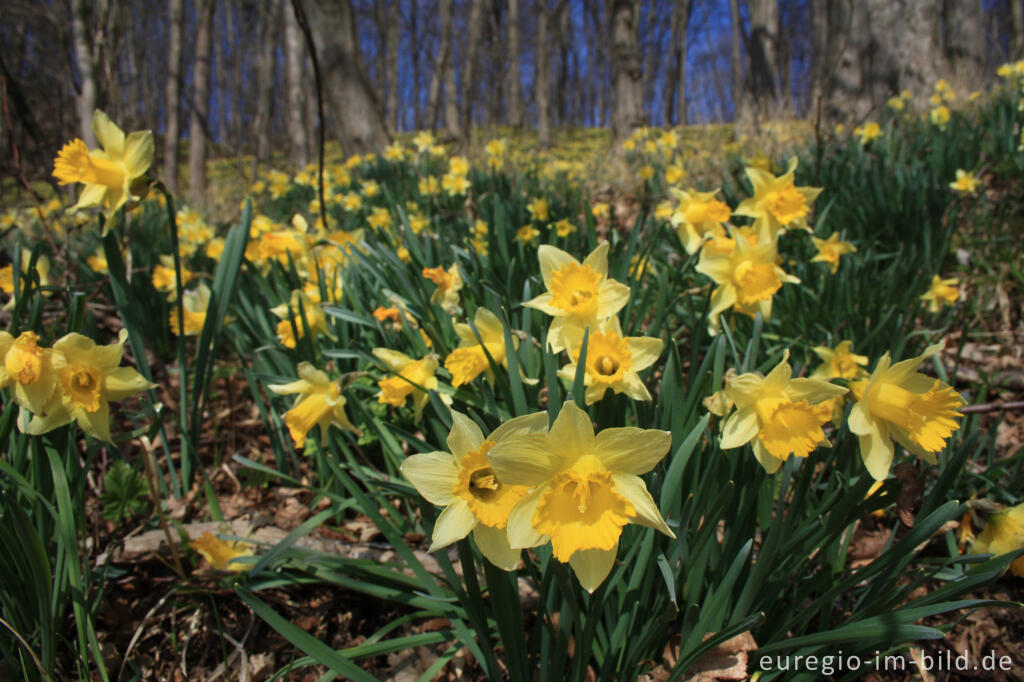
[
  {"xmin": 673, "ymin": 0, "xmax": 692, "ymax": 125},
  {"xmin": 188, "ymin": 0, "xmax": 215, "ymax": 208},
  {"xmin": 729, "ymin": 0, "xmax": 744, "ymax": 122},
  {"xmin": 809, "ymin": 0, "xmax": 827, "ymax": 112},
  {"xmin": 164, "ymin": 0, "xmax": 183, "ymax": 192},
  {"xmin": 944, "ymin": 0, "xmax": 985, "ymax": 89},
  {"xmin": 304, "ymin": 0, "xmax": 391, "ymax": 155},
  {"xmin": 1013, "ymin": 0, "xmax": 1024, "ymax": 60},
  {"xmin": 748, "ymin": 0, "xmax": 780, "ymax": 112},
  {"xmin": 251, "ymin": 1, "xmax": 276, "ymax": 180},
  {"xmin": 507, "ymin": 0, "xmax": 524, "ymax": 127},
  {"xmin": 426, "ymin": 0, "xmax": 450, "ymax": 130},
  {"xmin": 71, "ymin": 0, "xmax": 98, "ymax": 147},
  {"xmin": 610, "ymin": 0, "xmax": 643, "ymax": 151},
  {"xmin": 442, "ymin": 1, "xmax": 461, "ymax": 140},
  {"xmin": 584, "ymin": 0, "xmax": 597, "ymax": 126},
  {"xmin": 460, "ymin": 0, "xmax": 484, "ymax": 146},
  {"xmin": 641, "ymin": 0, "xmax": 657, "ymax": 118},
  {"xmin": 555, "ymin": 1, "xmax": 570, "ymax": 126},
  {"xmin": 536, "ymin": 0, "xmax": 552, "ymax": 148},
  {"xmin": 386, "ymin": 0, "xmax": 399, "ymax": 131},
  {"xmin": 285, "ymin": 0, "xmax": 309, "ymax": 169},
  {"xmin": 411, "ymin": 5, "xmax": 421, "ymax": 129}
]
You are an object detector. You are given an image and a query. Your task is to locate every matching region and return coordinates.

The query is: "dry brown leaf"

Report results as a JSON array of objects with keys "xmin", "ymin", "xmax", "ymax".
[{"xmin": 683, "ymin": 631, "xmax": 758, "ymax": 681}]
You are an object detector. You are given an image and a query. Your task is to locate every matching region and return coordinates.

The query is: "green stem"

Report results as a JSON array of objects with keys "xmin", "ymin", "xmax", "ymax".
[{"xmin": 157, "ymin": 186, "xmax": 192, "ymax": 486}]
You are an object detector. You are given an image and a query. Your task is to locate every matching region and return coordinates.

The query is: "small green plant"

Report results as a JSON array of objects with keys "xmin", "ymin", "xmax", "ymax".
[{"xmin": 99, "ymin": 460, "xmax": 149, "ymax": 522}]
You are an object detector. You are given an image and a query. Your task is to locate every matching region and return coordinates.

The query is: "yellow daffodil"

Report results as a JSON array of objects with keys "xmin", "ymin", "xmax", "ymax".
[
  {"xmin": 920, "ymin": 275, "xmax": 960, "ymax": 312},
  {"xmin": 733, "ymin": 157, "xmax": 822, "ymax": 240},
  {"xmin": 930, "ymin": 105, "xmax": 951, "ymax": 129},
  {"xmin": 696, "ymin": 229, "xmax": 799, "ymax": 334},
  {"xmin": 665, "ymin": 164, "xmax": 686, "ymax": 185},
  {"xmin": 810, "ymin": 341, "xmax": 869, "ymax": 381},
  {"xmin": 811, "ymin": 232, "xmax": 858, "ymax": 274},
  {"xmin": 169, "ymin": 282, "xmax": 212, "ymax": 336},
  {"xmin": 526, "ymin": 197, "xmax": 550, "ymax": 222},
  {"xmin": 22, "ymin": 330, "xmax": 155, "ymax": 442},
  {"xmin": 444, "ymin": 308, "xmax": 511, "ymax": 387},
  {"xmin": 591, "ymin": 202, "xmax": 609, "ymax": 219},
  {"xmin": 373, "ymin": 349, "xmax": 441, "ymax": 423},
  {"xmin": 949, "ymin": 169, "xmax": 979, "ymax": 195},
  {"xmin": 52, "ymin": 110, "xmax": 154, "ymax": 224},
  {"xmin": 0, "ymin": 331, "xmax": 57, "ymax": 415},
  {"xmin": 412, "ymin": 131, "xmax": 435, "ymax": 152},
  {"xmin": 970, "ymin": 502, "xmax": 1024, "ymax": 577},
  {"xmin": 422, "ymin": 264, "xmax": 463, "ymax": 314},
  {"xmin": 152, "ymin": 255, "xmax": 194, "ymax": 297},
  {"xmin": 654, "ymin": 201, "xmax": 674, "ymax": 220},
  {"xmin": 401, "ymin": 409, "xmax": 549, "ymax": 570},
  {"xmin": 190, "ymin": 531, "xmax": 255, "ymax": 572},
  {"xmin": 516, "ymin": 224, "xmax": 540, "ymax": 245},
  {"xmin": 558, "ymin": 321, "xmax": 663, "ymax": 405},
  {"xmin": 810, "ymin": 340, "xmax": 869, "ymax": 425},
  {"xmin": 669, "ymin": 188, "xmax": 731, "ymax": 254},
  {"xmin": 367, "ymin": 206, "xmax": 392, "ymax": 230},
  {"xmin": 489, "ymin": 401, "xmax": 674, "ymax": 592},
  {"xmin": 848, "ymin": 344, "xmax": 964, "ymax": 480},
  {"xmin": 552, "ymin": 218, "xmax": 575, "ymax": 237},
  {"xmin": 268, "ymin": 362, "xmax": 361, "ymax": 449},
  {"xmin": 854, "ymin": 121, "xmax": 882, "ymax": 144},
  {"xmin": 442, "ymin": 172, "xmax": 471, "ymax": 196},
  {"xmin": 718, "ymin": 351, "xmax": 847, "ymax": 473},
  {"xmin": 524, "ymin": 242, "xmax": 631, "ymax": 354},
  {"xmin": 384, "ymin": 143, "xmax": 406, "ymax": 161},
  {"xmin": 271, "ymin": 290, "xmax": 333, "ymax": 348}
]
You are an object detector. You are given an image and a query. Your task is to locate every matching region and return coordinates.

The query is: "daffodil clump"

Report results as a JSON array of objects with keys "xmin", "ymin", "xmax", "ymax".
[
  {"xmin": 1, "ymin": 329, "xmax": 154, "ymax": 442},
  {"xmin": 708, "ymin": 342, "xmax": 965, "ymax": 481}
]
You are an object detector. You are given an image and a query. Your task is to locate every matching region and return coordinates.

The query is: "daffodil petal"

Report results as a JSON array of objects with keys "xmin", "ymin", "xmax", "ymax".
[
  {"xmin": 787, "ymin": 378, "xmax": 848, "ymax": 403},
  {"xmin": 73, "ymin": 402, "xmax": 112, "ymax": 442},
  {"xmin": 549, "ymin": 401, "xmax": 595, "ymax": 463},
  {"xmin": 488, "ymin": 411, "xmax": 550, "ymax": 444},
  {"xmin": 402, "ymin": 451, "xmax": 459, "ymax": 505},
  {"xmin": 472, "ymin": 524, "xmax": 521, "ymax": 571},
  {"xmin": 568, "ymin": 545, "xmax": 617, "ymax": 593},
  {"xmin": 581, "ymin": 241, "xmax": 610, "ymax": 277},
  {"xmin": 447, "ymin": 410, "xmax": 485, "ymax": 459},
  {"xmin": 859, "ymin": 423, "xmax": 895, "ymax": 481},
  {"xmin": 751, "ymin": 440, "xmax": 783, "ymax": 474},
  {"xmin": 506, "ymin": 488, "xmax": 546, "ymax": 548},
  {"xmin": 489, "ymin": 433, "xmax": 563, "ymax": 486},
  {"xmin": 626, "ymin": 337, "xmax": 664, "ymax": 371},
  {"xmin": 104, "ymin": 367, "xmax": 156, "ymax": 401},
  {"xmin": 612, "ymin": 473, "xmax": 674, "ymax": 537},
  {"xmin": 595, "ymin": 279, "xmax": 631, "ymax": 319},
  {"xmin": 92, "ymin": 110, "xmax": 126, "ymax": 157},
  {"xmin": 372, "ymin": 348, "xmax": 413, "ymax": 373},
  {"xmin": 538, "ymin": 245, "xmax": 578, "ymax": 290},
  {"xmin": 428, "ymin": 498, "xmax": 477, "ymax": 551},
  {"xmin": 720, "ymin": 406, "xmax": 759, "ymax": 449},
  {"xmin": 593, "ymin": 427, "xmax": 671, "ymax": 474},
  {"xmin": 70, "ymin": 183, "xmax": 107, "ymax": 212},
  {"xmin": 123, "ymin": 130, "xmax": 154, "ymax": 178},
  {"xmin": 22, "ymin": 404, "xmax": 73, "ymax": 436}
]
